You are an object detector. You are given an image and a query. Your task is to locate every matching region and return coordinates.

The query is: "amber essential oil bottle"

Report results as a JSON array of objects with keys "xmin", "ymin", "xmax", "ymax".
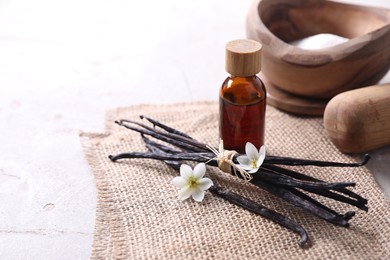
[{"xmin": 219, "ymin": 39, "xmax": 267, "ymax": 153}]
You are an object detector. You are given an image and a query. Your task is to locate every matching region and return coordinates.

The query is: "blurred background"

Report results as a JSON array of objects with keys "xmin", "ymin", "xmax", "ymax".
[{"xmin": 0, "ymin": 0, "xmax": 389, "ymax": 258}]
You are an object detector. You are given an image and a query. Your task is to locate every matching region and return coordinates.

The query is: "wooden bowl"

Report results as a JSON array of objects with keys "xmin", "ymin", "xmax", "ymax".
[{"xmin": 246, "ymin": 0, "xmax": 390, "ymax": 99}]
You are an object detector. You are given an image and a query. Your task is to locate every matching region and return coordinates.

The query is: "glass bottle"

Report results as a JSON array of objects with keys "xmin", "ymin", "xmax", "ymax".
[{"xmin": 219, "ymin": 39, "xmax": 267, "ymax": 153}]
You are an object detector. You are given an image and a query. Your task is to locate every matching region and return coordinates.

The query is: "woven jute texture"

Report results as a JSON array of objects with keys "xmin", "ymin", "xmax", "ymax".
[{"xmin": 81, "ymin": 101, "xmax": 389, "ymax": 259}]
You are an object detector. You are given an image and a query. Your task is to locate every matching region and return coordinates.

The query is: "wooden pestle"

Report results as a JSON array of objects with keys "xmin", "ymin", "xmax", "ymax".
[{"xmin": 324, "ymin": 84, "xmax": 390, "ymax": 154}]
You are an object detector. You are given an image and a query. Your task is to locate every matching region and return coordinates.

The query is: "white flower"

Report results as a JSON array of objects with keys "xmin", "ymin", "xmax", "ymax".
[
  {"xmin": 171, "ymin": 163, "xmax": 213, "ymax": 202},
  {"xmin": 236, "ymin": 142, "xmax": 266, "ymax": 174}
]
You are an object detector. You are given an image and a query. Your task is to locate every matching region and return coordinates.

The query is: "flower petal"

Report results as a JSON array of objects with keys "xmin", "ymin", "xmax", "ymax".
[
  {"xmin": 256, "ymin": 145, "xmax": 266, "ymax": 167},
  {"xmin": 178, "ymin": 186, "xmax": 193, "ymax": 201},
  {"xmin": 171, "ymin": 176, "xmax": 187, "ymax": 188},
  {"xmin": 192, "ymin": 188, "xmax": 205, "ymax": 202},
  {"xmin": 198, "ymin": 178, "xmax": 213, "ymax": 190},
  {"xmin": 180, "ymin": 164, "xmax": 193, "ymax": 179},
  {"xmin": 248, "ymin": 168, "xmax": 259, "ymax": 174},
  {"xmin": 193, "ymin": 163, "xmax": 206, "ymax": 179},
  {"xmin": 237, "ymin": 155, "xmax": 250, "ymax": 167},
  {"xmin": 240, "ymin": 165, "xmax": 254, "ymax": 171},
  {"xmin": 237, "ymin": 163, "xmax": 253, "ymax": 171},
  {"xmin": 245, "ymin": 142, "xmax": 259, "ymax": 160}
]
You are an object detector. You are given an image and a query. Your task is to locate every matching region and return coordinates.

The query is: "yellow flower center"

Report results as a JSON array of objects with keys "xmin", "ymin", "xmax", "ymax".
[
  {"xmin": 251, "ymin": 159, "xmax": 257, "ymax": 169},
  {"xmin": 188, "ymin": 177, "xmax": 199, "ymax": 188}
]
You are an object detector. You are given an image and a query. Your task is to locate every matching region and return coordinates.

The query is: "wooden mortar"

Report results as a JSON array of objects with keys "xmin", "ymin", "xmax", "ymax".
[{"xmin": 246, "ymin": 0, "xmax": 390, "ymax": 99}]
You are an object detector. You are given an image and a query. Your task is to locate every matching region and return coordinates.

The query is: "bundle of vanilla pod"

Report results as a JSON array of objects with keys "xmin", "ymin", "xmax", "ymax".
[{"xmin": 108, "ymin": 116, "xmax": 369, "ymax": 247}]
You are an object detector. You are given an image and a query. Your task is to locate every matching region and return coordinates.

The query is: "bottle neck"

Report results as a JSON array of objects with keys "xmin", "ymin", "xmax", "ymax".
[{"xmin": 229, "ymin": 75, "xmax": 257, "ymax": 79}]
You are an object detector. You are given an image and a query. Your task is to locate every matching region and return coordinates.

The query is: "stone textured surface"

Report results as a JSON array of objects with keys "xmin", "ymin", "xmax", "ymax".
[{"xmin": 0, "ymin": 0, "xmax": 389, "ymax": 259}]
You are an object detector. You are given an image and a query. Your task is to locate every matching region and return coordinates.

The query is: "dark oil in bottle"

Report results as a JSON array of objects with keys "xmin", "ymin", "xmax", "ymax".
[{"xmin": 219, "ymin": 76, "xmax": 266, "ymax": 153}]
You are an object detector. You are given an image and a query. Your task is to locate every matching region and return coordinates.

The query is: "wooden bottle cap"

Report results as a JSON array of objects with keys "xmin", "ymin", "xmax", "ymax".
[{"xmin": 225, "ymin": 39, "xmax": 262, "ymax": 77}]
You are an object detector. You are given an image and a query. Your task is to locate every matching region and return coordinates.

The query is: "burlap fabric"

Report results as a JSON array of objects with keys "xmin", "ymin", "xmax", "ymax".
[{"xmin": 81, "ymin": 101, "xmax": 389, "ymax": 259}]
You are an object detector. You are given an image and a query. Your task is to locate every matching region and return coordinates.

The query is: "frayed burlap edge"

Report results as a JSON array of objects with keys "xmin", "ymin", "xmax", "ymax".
[{"xmin": 80, "ymin": 132, "xmax": 114, "ymax": 258}]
